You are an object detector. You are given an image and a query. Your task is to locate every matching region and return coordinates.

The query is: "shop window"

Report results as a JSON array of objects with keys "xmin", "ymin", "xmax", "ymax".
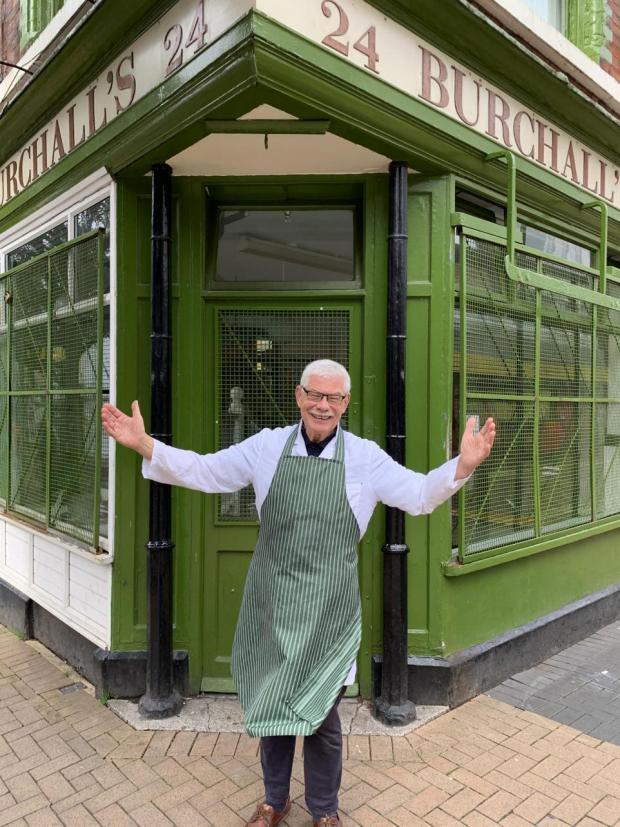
[
  {"xmin": 20, "ymin": 0, "xmax": 66, "ymax": 50},
  {"xmin": 214, "ymin": 209, "xmax": 357, "ymax": 286},
  {"xmin": 453, "ymin": 228, "xmax": 620, "ymax": 559},
  {"xmin": 217, "ymin": 309, "xmax": 349, "ymax": 521},
  {"xmin": 0, "ymin": 197, "xmax": 110, "ymax": 549}
]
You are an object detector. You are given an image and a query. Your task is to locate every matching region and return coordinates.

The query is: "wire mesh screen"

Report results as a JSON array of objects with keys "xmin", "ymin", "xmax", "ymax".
[
  {"xmin": 594, "ymin": 402, "xmax": 620, "ymax": 519},
  {"xmin": 465, "ymin": 240, "xmax": 536, "ymax": 397},
  {"xmin": 49, "ymin": 394, "xmax": 97, "ymax": 542},
  {"xmin": 539, "ymin": 401, "xmax": 592, "ymax": 532},
  {"xmin": 464, "ymin": 401, "xmax": 536, "ymax": 552},
  {"xmin": 11, "ymin": 258, "xmax": 48, "ymax": 392},
  {"xmin": 0, "ymin": 395, "xmax": 7, "ymax": 505},
  {"xmin": 597, "ymin": 282, "xmax": 620, "ymax": 400},
  {"xmin": 217, "ymin": 309, "xmax": 349, "ymax": 520},
  {"xmin": 9, "ymin": 394, "xmax": 47, "ymax": 521},
  {"xmin": 3, "ymin": 232, "xmax": 104, "ymax": 547},
  {"xmin": 457, "ymin": 232, "xmax": 616, "ymax": 559}
]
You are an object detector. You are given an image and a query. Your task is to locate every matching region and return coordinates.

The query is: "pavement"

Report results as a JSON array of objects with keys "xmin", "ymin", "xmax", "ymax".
[{"xmin": 0, "ymin": 623, "xmax": 620, "ymax": 826}]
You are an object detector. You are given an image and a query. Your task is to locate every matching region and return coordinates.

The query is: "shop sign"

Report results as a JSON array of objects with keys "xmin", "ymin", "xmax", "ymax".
[
  {"xmin": 260, "ymin": 0, "xmax": 620, "ymax": 206},
  {"xmin": 1, "ymin": 0, "xmax": 619, "ymax": 208},
  {"xmin": 0, "ymin": 0, "xmax": 252, "ymax": 208}
]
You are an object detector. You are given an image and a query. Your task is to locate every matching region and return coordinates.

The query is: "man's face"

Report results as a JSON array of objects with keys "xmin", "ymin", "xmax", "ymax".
[{"xmin": 295, "ymin": 373, "xmax": 350, "ymax": 443}]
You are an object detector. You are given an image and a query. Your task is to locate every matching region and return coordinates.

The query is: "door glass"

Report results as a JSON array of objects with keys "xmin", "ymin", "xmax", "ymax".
[{"xmin": 218, "ymin": 309, "xmax": 350, "ymax": 520}]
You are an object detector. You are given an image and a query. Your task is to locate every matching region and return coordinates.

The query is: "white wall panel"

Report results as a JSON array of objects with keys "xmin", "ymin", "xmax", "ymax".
[
  {"xmin": 1, "ymin": 518, "xmax": 111, "ymax": 647},
  {"xmin": 33, "ymin": 537, "xmax": 67, "ymax": 604},
  {"xmin": 0, "ymin": 519, "xmax": 5, "ymax": 566},
  {"xmin": 4, "ymin": 523, "xmax": 31, "ymax": 582},
  {"xmin": 69, "ymin": 554, "xmax": 111, "ymax": 629}
]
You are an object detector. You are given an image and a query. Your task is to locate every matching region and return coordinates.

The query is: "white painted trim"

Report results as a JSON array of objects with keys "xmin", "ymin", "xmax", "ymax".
[
  {"xmin": 0, "ymin": 168, "xmax": 112, "ymax": 252},
  {"xmin": 468, "ymin": 0, "xmax": 620, "ymax": 118}
]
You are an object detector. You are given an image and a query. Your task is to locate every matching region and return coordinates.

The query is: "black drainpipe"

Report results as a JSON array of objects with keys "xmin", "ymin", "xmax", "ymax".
[
  {"xmin": 374, "ymin": 161, "xmax": 416, "ymax": 726},
  {"xmin": 138, "ymin": 163, "xmax": 182, "ymax": 719}
]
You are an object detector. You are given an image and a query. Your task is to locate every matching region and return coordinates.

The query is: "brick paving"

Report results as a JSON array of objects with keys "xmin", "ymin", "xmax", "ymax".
[
  {"xmin": 1, "ymin": 625, "xmax": 620, "ymax": 825},
  {"xmin": 489, "ymin": 621, "xmax": 620, "ymax": 745}
]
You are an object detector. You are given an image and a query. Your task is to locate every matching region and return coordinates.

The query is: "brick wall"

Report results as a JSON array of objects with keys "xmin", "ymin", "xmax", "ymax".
[
  {"xmin": 0, "ymin": 0, "xmax": 22, "ymax": 82},
  {"xmin": 601, "ymin": 0, "xmax": 620, "ymax": 81}
]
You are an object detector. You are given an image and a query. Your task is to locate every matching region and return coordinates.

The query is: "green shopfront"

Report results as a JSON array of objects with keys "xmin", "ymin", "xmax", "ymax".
[{"xmin": 0, "ymin": 0, "xmax": 619, "ymax": 704}]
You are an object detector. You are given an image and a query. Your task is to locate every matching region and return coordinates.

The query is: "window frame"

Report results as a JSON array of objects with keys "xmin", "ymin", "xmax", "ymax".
[
  {"xmin": 0, "ymin": 174, "xmax": 115, "ymax": 553},
  {"xmin": 452, "ymin": 212, "xmax": 620, "ymax": 564},
  {"xmin": 204, "ymin": 184, "xmax": 364, "ymax": 292}
]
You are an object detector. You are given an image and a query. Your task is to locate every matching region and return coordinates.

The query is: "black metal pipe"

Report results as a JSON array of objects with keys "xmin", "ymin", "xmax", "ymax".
[
  {"xmin": 374, "ymin": 161, "xmax": 416, "ymax": 726},
  {"xmin": 138, "ymin": 163, "xmax": 182, "ymax": 719}
]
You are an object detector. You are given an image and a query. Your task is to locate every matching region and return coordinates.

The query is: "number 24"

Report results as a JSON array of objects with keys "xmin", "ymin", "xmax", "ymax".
[
  {"xmin": 164, "ymin": 0, "xmax": 208, "ymax": 77},
  {"xmin": 321, "ymin": 0, "xmax": 379, "ymax": 74}
]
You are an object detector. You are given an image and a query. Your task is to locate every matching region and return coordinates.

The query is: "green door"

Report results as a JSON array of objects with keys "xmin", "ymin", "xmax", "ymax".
[{"xmin": 201, "ymin": 301, "xmax": 363, "ymax": 692}]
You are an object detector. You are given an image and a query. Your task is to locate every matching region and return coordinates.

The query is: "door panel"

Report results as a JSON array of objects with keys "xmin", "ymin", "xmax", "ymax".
[{"xmin": 202, "ymin": 302, "xmax": 361, "ymax": 692}]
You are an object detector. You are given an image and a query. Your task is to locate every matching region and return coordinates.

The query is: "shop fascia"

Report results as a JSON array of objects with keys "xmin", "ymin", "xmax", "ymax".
[{"xmin": 1, "ymin": 0, "xmax": 619, "ymax": 209}]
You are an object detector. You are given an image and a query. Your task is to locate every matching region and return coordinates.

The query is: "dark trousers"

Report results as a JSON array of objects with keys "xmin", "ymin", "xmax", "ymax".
[{"xmin": 261, "ymin": 689, "xmax": 345, "ymax": 820}]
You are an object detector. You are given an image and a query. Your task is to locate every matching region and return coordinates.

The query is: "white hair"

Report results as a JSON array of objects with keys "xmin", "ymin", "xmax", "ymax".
[{"xmin": 300, "ymin": 360, "xmax": 351, "ymax": 394}]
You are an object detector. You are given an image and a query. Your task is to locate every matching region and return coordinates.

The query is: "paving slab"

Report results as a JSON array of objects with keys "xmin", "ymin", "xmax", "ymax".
[
  {"xmin": 1, "ymin": 624, "xmax": 620, "ymax": 825},
  {"xmin": 489, "ymin": 620, "xmax": 620, "ymax": 746},
  {"xmin": 108, "ymin": 697, "xmax": 447, "ymax": 737}
]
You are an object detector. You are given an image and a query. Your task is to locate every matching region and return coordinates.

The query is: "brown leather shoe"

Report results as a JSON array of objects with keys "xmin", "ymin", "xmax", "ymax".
[
  {"xmin": 246, "ymin": 798, "xmax": 291, "ymax": 826},
  {"xmin": 313, "ymin": 817, "xmax": 341, "ymax": 826}
]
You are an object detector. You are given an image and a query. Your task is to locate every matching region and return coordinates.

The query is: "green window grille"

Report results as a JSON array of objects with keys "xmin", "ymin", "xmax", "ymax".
[
  {"xmin": 217, "ymin": 309, "xmax": 350, "ymax": 521},
  {"xmin": 0, "ymin": 230, "xmax": 106, "ymax": 548},
  {"xmin": 454, "ymin": 232, "xmax": 620, "ymax": 560}
]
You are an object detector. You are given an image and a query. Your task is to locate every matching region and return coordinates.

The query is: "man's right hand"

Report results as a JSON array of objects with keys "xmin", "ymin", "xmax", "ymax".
[{"xmin": 101, "ymin": 401, "xmax": 154, "ymax": 460}]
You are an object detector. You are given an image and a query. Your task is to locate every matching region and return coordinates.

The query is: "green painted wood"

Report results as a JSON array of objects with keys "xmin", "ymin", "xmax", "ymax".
[
  {"xmin": 358, "ymin": 176, "xmax": 388, "ymax": 698},
  {"xmin": 113, "ymin": 174, "xmax": 385, "ymax": 697},
  {"xmin": 204, "ymin": 120, "xmax": 330, "ymax": 134},
  {"xmin": 406, "ymin": 175, "xmax": 456, "ymax": 656},
  {"xmin": 441, "ymin": 527, "xmax": 620, "ymax": 655}
]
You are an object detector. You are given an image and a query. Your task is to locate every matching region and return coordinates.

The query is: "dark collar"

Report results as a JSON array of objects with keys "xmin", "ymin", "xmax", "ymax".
[{"xmin": 301, "ymin": 423, "xmax": 338, "ymax": 457}]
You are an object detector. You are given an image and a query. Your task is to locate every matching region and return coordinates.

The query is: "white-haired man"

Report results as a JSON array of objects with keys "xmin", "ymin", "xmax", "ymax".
[{"xmin": 101, "ymin": 359, "xmax": 495, "ymax": 827}]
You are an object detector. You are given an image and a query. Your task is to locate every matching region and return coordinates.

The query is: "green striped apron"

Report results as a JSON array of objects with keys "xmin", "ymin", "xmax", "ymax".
[{"xmin": 231, "ymin": 427, "xmax": 361, "ymax": 737}]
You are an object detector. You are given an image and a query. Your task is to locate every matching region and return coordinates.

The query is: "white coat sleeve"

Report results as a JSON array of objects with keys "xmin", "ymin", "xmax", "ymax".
[
  {"xmin": 141, "ymin": 431, "xmax": 264, "ymax": 494},
  {"xmin": 368, "ymin": 444, "xmax": 471, "ymax": 515}
]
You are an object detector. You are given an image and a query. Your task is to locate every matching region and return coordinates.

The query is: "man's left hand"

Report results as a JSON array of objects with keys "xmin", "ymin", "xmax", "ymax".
[{"xmin": 455, "ymin": 417, "xmax": 496, "ymax": 480}]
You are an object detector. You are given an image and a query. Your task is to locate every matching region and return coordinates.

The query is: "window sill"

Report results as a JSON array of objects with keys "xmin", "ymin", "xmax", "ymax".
[
  {"xmin": 0, "ymin": 511, "xmax": 112, "ymax": 564},
  {"xmin": 443, "ymin": 516, "xmax": 620, "ymax": 576}
]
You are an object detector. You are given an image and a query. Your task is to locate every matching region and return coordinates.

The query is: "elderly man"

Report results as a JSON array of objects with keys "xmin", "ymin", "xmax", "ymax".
[{"xmin": 101, "ymin": 359, "xmax": 495, "ymax": 827}]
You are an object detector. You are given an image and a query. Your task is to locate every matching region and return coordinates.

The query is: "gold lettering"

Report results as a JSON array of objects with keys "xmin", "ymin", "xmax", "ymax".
[
  {"xmin": 5, "ymin": 161, "xmax": 18, "ymax": 199},
  {"xmin": 535, "ymin": 121, "xmax": 559, "ymax": 172},
  {"xmin": 513, "ymin": 111, "xmax": 535, "ymax": 159},
  {"xmin": 419, "ymin": 46, "xmax": 449, "ymax": 108},
  {"xmin": 66, "ymin": 104, "xmax": 86, "ymax": 151},
  {"xmin": 51, "ymin": 120, "xmax": 66, "ymax": 165},
  {"xmin": 561, "ymin": 141, "xmax": 579, "ymax": 184},
  {"xmin": 453, "ymin": 67, "xmax": 480, "ymax": 127},
  {"xmin": 486, "ymin": 91, "xmax": 512, "ymax": 147},
  {"xmin": 18, "ymin": 146, "xmax": 32, "ymax": 189},
  {"xmin": 86, "ymin": 85, "xmax": 108, "ymax": 137},
  {"xmin": 31, "ymin": 131, "xmax": 49, "ymax": 180}
]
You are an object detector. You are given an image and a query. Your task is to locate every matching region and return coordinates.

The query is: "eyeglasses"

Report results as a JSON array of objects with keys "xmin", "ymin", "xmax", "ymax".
[{"xmin": 301, "ymin": 386, "xmax": 348, "ymax": 404}]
